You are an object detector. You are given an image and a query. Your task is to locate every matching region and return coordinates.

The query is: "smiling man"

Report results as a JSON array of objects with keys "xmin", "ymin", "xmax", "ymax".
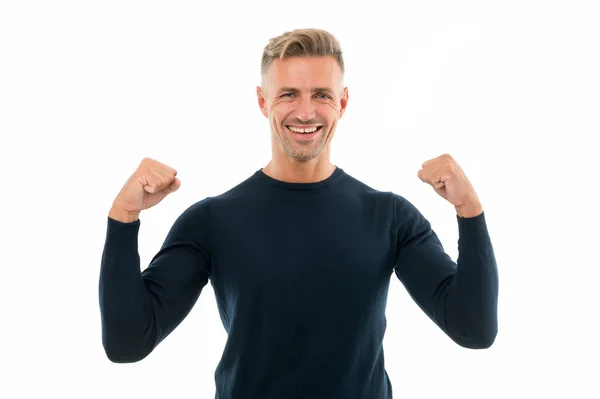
[{"xmin": 100, "ymin": 28, "xmax": 499, "ymax": 399}]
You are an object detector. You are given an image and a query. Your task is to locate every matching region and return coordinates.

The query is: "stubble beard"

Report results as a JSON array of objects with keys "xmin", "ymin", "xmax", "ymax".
[{"xmin": 277, "ymin": 126, "xmax": 328, "ymax": 162}]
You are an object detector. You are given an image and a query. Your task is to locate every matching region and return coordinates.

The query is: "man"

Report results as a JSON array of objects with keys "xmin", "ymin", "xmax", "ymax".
[{"xmin": 99, "ymin": 28, "xmax": 498, "ymax": 399}]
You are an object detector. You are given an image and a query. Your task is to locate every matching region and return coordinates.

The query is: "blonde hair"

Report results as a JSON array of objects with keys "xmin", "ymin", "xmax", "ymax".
[{"xmin": 260, "ymin": 28, "xmax": 345, "ymax": 80}]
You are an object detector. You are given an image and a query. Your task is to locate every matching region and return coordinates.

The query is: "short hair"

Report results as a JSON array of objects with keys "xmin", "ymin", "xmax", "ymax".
[{"xmin": 260, "ymin": 28, "xmax": 345, "ymax": 80}]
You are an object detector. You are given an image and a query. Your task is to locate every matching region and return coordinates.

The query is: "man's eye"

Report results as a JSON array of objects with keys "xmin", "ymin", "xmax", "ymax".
[{"xmin": 281, "ymin": 93, "xmax": 330, "ymax": 99}]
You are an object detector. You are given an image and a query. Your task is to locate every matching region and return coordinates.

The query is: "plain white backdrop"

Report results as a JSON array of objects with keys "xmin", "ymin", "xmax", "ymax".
[{"xmin": 1, "ymin": 0, "xmax": 598, "ymax": 398}]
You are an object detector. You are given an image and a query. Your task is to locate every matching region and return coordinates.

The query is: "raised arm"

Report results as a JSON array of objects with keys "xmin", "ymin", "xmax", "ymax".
[
  {"xmin": 393, "ymin": 154, "xmax": 499, "ymax": 348},
  {"xmin": 394, "ymin": 196, "xmax": 498, "ymax": 349},
  {"xmin": 98, "ymin": 158, "xmax": 212, "ymax": 362}
]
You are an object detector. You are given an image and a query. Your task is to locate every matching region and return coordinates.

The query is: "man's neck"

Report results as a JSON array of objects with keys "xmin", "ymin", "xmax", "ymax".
[{"xmin": 262, "ymin": 160, "xmax": 336, "ymax": 183}]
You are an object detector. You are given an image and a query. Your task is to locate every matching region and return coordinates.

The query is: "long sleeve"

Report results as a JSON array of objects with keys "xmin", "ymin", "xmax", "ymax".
[
  {"xmin": 393, "ymin": 195, "xmax": 499, "ymax": 349},
  {"xmin": 99, "ymin": 198, "xmax": 212, "ymax": 363}
]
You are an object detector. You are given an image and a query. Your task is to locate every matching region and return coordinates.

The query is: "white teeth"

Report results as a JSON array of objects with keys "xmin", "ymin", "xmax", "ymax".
[{"xmin": 288, "ymin": 126, "xmax": 319, "ymax": 133}]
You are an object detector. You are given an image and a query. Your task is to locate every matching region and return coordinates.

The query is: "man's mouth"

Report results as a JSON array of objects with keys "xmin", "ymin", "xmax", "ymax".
[{"xmin": 286, "ymin": 125, "xmax": 324, "ymax": 135}]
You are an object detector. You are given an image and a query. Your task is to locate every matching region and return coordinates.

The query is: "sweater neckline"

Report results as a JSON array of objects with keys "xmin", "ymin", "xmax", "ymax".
[{"xmin": 254, "ymin": 166, "xmax": 344, "ymax": 191}]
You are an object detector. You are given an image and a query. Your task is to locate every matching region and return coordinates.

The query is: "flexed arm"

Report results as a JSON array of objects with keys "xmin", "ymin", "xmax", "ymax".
[
  {"xmin": 394, "ymin": 154, "xmax": 498, "ymax": 349},
  {"xmin": 99, "ymin": 158, "xmax": 212, "ymax": 362}
]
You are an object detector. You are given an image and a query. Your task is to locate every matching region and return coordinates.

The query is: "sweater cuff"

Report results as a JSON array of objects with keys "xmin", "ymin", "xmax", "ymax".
[
  {"xmin": 105, "ymin": 216, "xmax": 141, "ymax": 249},
  {"xmin": 456, "ymin": 211, "xmax": 491, "ymax": 250},
  {"xmin": 107, "ymin": 215, "xmax": 141, "ymax": 226}
]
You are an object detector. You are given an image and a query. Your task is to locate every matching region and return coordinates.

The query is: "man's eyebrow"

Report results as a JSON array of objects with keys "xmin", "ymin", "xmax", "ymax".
[{"xmin": 277, "ymin": 87, "xmax": 335, "ymax": 95}]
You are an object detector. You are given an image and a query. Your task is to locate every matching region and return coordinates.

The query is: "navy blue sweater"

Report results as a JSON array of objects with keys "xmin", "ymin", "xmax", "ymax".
[{"xmin": 99, "ymin": 166, "xmax": 498, "ymax": 398}]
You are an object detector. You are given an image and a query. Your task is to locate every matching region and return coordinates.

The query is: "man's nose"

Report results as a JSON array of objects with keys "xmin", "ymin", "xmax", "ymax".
[{"xmin": 295, "ymin": 96, "xmax": 317, "ymax": 122}]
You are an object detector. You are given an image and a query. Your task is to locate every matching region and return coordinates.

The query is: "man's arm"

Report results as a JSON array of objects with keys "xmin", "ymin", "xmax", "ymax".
[
  {"xmin": 99, "ymin": 198, "xmax": 212, "ymax": 362},
  {"xmin": 393, "ymin": 195, "xmax": 499, "ymax": 349}
]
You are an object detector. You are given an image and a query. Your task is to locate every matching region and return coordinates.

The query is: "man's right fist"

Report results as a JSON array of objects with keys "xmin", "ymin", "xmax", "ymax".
[{"xmin": 109, "ymin": 158, "xmax": 181, "ymax": 223}]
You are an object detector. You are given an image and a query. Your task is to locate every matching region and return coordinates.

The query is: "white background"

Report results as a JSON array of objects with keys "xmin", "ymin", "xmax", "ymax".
[{"xmin": 1, "ymin": 1, "xmax": 598, "ymax": 398}]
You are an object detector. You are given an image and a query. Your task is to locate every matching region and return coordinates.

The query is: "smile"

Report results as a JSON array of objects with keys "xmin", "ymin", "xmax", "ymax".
[{"xmin": 286, "ymin": 125, "xmax": 323, "ymax": 134}]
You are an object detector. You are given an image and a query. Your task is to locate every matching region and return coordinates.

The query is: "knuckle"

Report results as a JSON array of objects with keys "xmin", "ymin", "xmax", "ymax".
[
  {"xmin": 153, "ymin": 175, "xmax": 165, "ymax": 187},
  {"xmin": 163, "ymin": 164, "xmax": 176, "ymax": 175}
]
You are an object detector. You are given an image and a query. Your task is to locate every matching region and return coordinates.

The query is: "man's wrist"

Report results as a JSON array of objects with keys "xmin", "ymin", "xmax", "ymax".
[
  {"xmin": 109, "ymin": 206, "xmax": 140, "ymax": 223},
  {"xmin": 456, "ymin": 201, "xmax": 483, "ymax": 218}
]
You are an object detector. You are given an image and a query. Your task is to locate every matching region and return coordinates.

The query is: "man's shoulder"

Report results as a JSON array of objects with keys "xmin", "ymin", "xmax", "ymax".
[
  {"xmin": 180, "ymin": 169, "xmax": 261, "ymax": 213},
  {"xmin": 340, "ymin": 170, "xmax": 427, "ymax": 220},
  {"xmin": 340, "ymin": 169, "xmax": 403, "ymax": 203}
]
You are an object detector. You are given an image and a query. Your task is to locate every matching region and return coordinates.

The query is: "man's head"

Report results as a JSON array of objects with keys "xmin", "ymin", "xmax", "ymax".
[{"xmin": 257, "ymin": 29, "xmax": 349, "ymax": 164}]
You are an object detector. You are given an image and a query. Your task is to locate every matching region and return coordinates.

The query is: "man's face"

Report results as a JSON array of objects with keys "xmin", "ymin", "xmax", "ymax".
[{"xmin": 257, "ymin": 56, "xmax": 348, "ymax": 162}]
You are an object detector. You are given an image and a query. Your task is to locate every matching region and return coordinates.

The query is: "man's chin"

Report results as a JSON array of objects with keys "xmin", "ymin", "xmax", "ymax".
[{"xmin": 286, "ymin": 146, "xmax": 325, "ymax": 162}]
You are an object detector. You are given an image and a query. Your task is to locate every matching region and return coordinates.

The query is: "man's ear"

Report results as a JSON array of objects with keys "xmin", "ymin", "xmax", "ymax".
[
  {"xmin": 339, "ymin": 86, "xmax": 349, "ymax": 118},
  {"xmin": 256, "ymin": 86, "xmax": 268, "ymax": 118}
]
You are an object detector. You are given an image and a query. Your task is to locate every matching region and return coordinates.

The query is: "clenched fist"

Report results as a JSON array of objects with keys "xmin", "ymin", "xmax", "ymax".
[
  {"xmin": 109, "ymin": 158, "xmax": 181, "ymax": 223},
  {"xmin": 417, "ymin": 154, "xmax": 483, "ymax": 218}
]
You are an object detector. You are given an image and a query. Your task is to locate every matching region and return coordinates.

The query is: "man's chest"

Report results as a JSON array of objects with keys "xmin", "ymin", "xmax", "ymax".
[{"xmin": 209, "ymin": 204, "xmax": 396, "ymax": 303}]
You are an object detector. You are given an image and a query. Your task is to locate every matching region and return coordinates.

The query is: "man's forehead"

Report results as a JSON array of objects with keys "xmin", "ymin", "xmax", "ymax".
[
  {"xmin": 268, "ymin": 75, "xmax": 342, "ymax": 93},
  {"xmin": 274, "ymin": 86, "xmax": 336, "ymax": 94},
  {"xmin": 269, "ymin": 70, "xmax": 339, "ymax": 87}
]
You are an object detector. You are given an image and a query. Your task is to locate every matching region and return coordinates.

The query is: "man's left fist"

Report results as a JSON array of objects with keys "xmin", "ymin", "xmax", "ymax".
[{"xmin": 417, "ymin": 154, "xmax": 483, "ymax": 218}]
